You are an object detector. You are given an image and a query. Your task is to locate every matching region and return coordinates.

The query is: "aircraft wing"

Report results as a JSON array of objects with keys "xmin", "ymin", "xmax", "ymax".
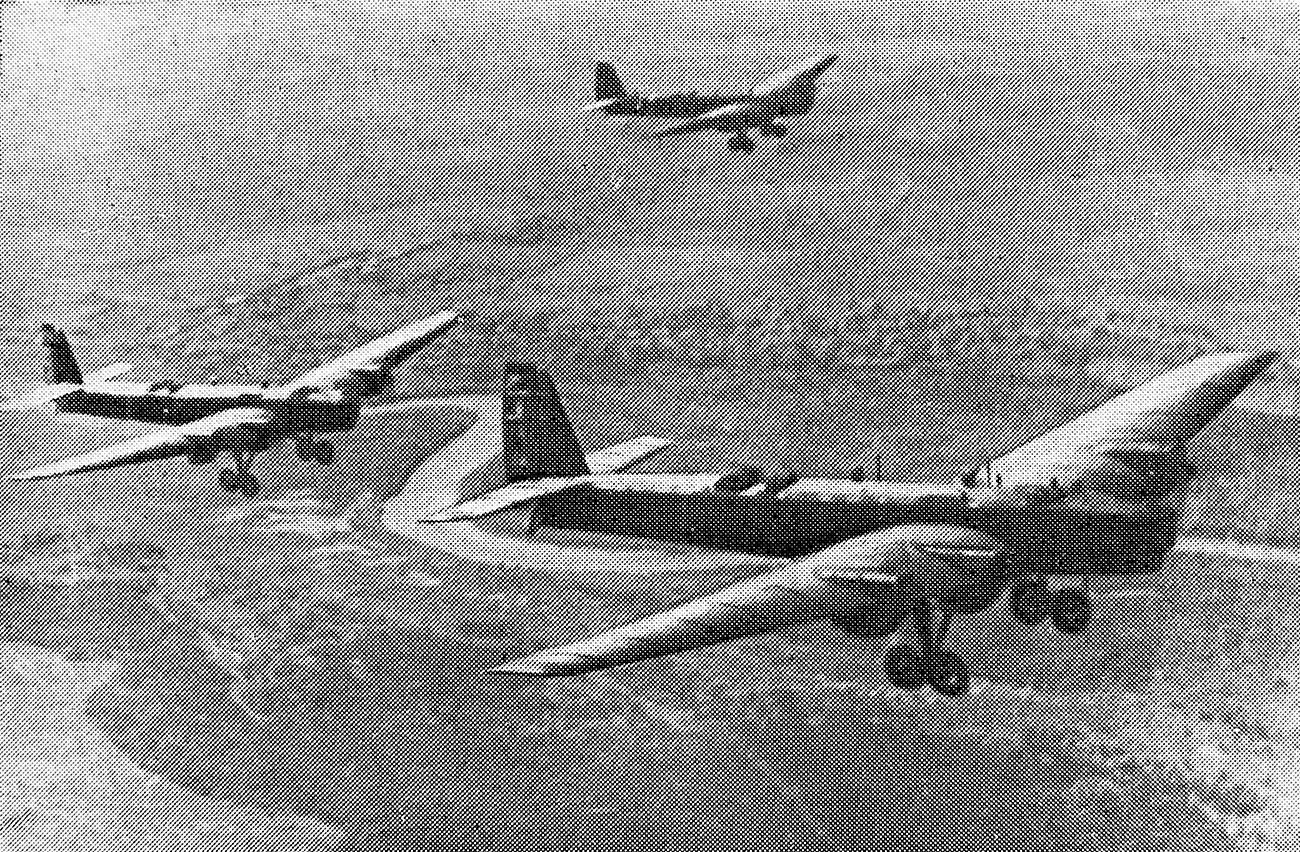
[
  {"xmin": 984, "ymin": 351, "xmax": 1277, "ymax": 495},
  {"xmin": 491, "ymin": 528, "xmax": 960, "ymax": 676},
  {"xmin": 277, "ymin": 311, "xmax": 461, "ymax": 395},
  {"xmin": 654, "ymin": 102, "xmax": 752, "ymax": 137},
  {"xmin": 9, "ymin": 407, "xmax": 271, "ymax": 482}
]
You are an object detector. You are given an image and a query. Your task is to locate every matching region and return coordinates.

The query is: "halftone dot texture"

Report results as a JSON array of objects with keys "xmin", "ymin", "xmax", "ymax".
[{"xmin": 2, "ymin": 0, "xmax": 1300, "ymax": 850}]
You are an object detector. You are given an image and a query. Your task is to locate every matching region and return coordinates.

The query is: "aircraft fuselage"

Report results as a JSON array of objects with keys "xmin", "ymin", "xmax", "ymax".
[
  {"xmin": 605, "ymin": 92, "xmax": 738, "ymax": 118},
  {"xmin": 529, "ymin": 475, "xmax": 1190, "ymax": 578},
  {"xmin": 54, "ymin": 385, "xmax": 360, "ymax": 434}
]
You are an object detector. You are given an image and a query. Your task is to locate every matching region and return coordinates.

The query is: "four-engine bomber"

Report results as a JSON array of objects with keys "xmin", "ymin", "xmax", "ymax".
[{"xmin": 426, "ymin": 353, "xmax": 1276, "ymax": 696}]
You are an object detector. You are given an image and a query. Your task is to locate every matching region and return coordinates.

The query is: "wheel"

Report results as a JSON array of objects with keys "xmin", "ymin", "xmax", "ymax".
[
  {"xmin": 295, "ymin": 439, "xmax": 315, "ymax": 462},
  {"xmin": 218, "ymin": 468, "xmax": 238, "ymax": 492},
  {"xmin": 314, "ymin": 441, "xmax": 335, "ymax": 466},
  {"xmin": 238, "ymin": 474, "xmax": 261, "ymax": 499},
  {"xmin": 1009, "ymin": 578, "xmax": 1052, "ymax": 627},
  {"xmin": 926, "ymin": 650, "xmax": 971, "ymax": 697},
  {"xmin": 1051, "ymin": 587, "xmax": 1092, "ymax": 634},
  {"xmin": 884, "ymin": 643, "xmax": 926, "ymax": 691}
]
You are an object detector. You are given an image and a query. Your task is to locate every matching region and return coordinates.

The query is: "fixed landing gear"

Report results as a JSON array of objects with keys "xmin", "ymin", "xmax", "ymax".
[
  {"xmin": 1010, "ymin": 578, "xmax": 1051, "ymax": 627},
  {"xmin": 758, "ymin": 123, "xmax": 788, "ymax": 138},
  {"xmin": 727, "ymin": 135, "xmax": 756, "ymax": 153},
  {"xmin": 1009, "ymin": 579, "xmax": 1092, "ymax": 634},
  {"xmin": 885, "ymin": 595, "xmax": 971, "ymax": 697},
  {"xmin": 295, "ymin": 437, "xmax": 335, "ymax": 466},
  {"xmin": 218, "ymin": 452, "xmax": 260, "ymax": 498}
]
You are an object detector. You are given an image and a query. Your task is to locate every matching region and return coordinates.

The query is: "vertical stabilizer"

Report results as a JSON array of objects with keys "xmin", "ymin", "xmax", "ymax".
[
  {"xmin": 595, "ymin": 62, "xmax": 627, "ymax": 100},
  {"xmin": 502, "ymin": 364, "xmax": 590, "ymax": 483},
  {"xmin": 40, "ymin": 325, "xmax": 83, "ymax": 385}
]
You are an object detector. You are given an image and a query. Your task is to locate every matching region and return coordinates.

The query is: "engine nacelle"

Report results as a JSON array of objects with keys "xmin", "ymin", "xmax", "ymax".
[
  {"xmin": 912, "ymin": 551, "xmax": 1009, "ymax": 615},
  {"xmin": 895, "ymin": 527, "xmax": 1008, "ymax": 615},
  {"xmin": 333, "ymin": 369, "xmax": 393, "ymax": 401},
  {"xmin": 811, "ymin": 525, "xmax": 1009, "ymax": 626},
  {"xmin": 210, "ymin": 424, "xmax": 271, "ymax": 455},
  {"xmin": 833, "ymin": 581, "xmax": 905, "ymax": 638},
  {"xmin": 1074, "ymin": 444, "xmax": 1192, "ymax": 501}
]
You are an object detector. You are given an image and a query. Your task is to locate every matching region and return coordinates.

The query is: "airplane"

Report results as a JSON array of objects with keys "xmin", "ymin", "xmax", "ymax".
[
  {"xmin": 583, "ymin": 54, "xmax": 838, "ymax": 152},
  {"xmin": 6, "ymin": 311, "xmax": 461, "ymax": 497},
  {"xmin": 424, "ymin": 351, "xmax": 1277, "ymax": 696}
]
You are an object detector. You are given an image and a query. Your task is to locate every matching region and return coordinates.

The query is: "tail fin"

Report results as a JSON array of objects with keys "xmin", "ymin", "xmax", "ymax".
[
  {"xmin": 595, "ymin": 62, "xmax": 627, "ymax": 101},
  {"xmin": 502, "ymin": 364, "xmax": 590, "ymax": 483},
  {"xmin": 40, "ymin": 325, "xmax": 82, "ymax": 385}
]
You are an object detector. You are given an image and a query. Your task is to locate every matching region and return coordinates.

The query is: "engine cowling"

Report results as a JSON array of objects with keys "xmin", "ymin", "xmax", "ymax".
[
  {"xmin": 1073, "ymin": 444, "xmax": 1192, "ymax": 501},
  {"xmin": 333, "ymin": 369, "xmax": 393, "ymax": 401},
  {"xmin": 809, "ymin": 525, "xmax": 1009, "ymax": 632},
  {"xmin": 908, "ymin": 543, "xmax": 1008, "ymax": 615},
  {"xmin": 209, "ymin": 423, "xmax": 272, "ymax": 455}
]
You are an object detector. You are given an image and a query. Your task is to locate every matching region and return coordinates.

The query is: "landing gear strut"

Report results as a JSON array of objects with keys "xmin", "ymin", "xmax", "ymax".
[
  {"xmin": 758, "ymin": 123, "xmax": 788, "ymax": 138},
  {"xmin": 885, "ymin": 593, "xmax": 971, "ymax": 697},
  {"xmin": 218, "ymin": 452, "xmax": 260, "ymax": 498}
]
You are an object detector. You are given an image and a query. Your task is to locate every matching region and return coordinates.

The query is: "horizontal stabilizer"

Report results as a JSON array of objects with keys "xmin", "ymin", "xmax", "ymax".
[
  {"xmin": 581, "ymin": 98, "xmax": 620, "ymax": 113},
  {"xmin": 87, "ymin": 363, "xmax": 133, "ymax": 383},
  {"xmin": 424, "ymin": 477, "xmax": 582, "ymax": 523},
  {"xmin": 585, "ymin": 436, "xmax": 671, "ymax": 474},
  {"xmin": 4, "ymin": 383, "xmax": 83, "ymax": 411},
  {"xmin": 424, "ymin": 435, "xmax": 669, "ymax": 522}
]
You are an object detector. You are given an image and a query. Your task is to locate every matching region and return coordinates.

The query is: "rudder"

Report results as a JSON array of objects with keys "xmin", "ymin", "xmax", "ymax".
[
  {"xmin": 595, "ymin": 62, "xmax": 627, "ymax": 101},
  {"xmin": 502, "ymin": 364, "xmax": 589, "ymax": 483},
  {"xmin": 40, "ymin": 325, "xmax": 82, "ymax": 385}
]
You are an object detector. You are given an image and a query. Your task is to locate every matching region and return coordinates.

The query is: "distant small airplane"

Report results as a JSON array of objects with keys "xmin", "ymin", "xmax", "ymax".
[
  {"xmin": 426, "ymin": 352, "xmax": 1276, "ymax": 696},
  {"xmin": 583, "ymin": 54, "xmax": 838, "ymax": 152},
  {"xmin": 6, "ymin": 312, "xmax": 461, "ymax": 497}
]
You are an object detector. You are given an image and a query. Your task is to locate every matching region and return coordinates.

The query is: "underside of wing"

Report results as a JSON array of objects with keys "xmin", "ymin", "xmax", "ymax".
[
  {"xmin": 278, "ymin": 311, "xmax": 460, "ymax": 395},
  {"xmin": 492, "ymin": 531, "xmax": 932, "ymax": 676},
  {"xmin": 654, "ymin": 102, "xmax": 752, "ymax": 137},
  {"xmin": 10, "ymin": 407, "xmax": 271, "ymax": 482}
]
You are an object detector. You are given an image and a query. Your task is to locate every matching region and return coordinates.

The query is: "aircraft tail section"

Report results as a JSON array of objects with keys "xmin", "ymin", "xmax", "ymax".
[
  {"xmin": 594, "ymin": 62, "xmax": 627, "ymax": 100},
  {"xmin": 40, "ymin": 325, "xmax": 82, "ymax": 385},
  {"xmin": 502, "ymin": 363, "xmax": 590, "ymax": 483}
]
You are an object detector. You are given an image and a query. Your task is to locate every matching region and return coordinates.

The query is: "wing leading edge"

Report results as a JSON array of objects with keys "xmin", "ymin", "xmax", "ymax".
[
  {"xmin": 9, "ymin": 407, "xmax": 271, "ymax": 482},
  {"xmin": 985, "ymin": 351, "xmax": 1277, "ymax": 492},
  {"xmin": 275, "ymin": 311, "xmax": 461, "ymax": 395},
  {"xmin": 493, "ymin": 529, "xmax": 937, "ymax": 676}
]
